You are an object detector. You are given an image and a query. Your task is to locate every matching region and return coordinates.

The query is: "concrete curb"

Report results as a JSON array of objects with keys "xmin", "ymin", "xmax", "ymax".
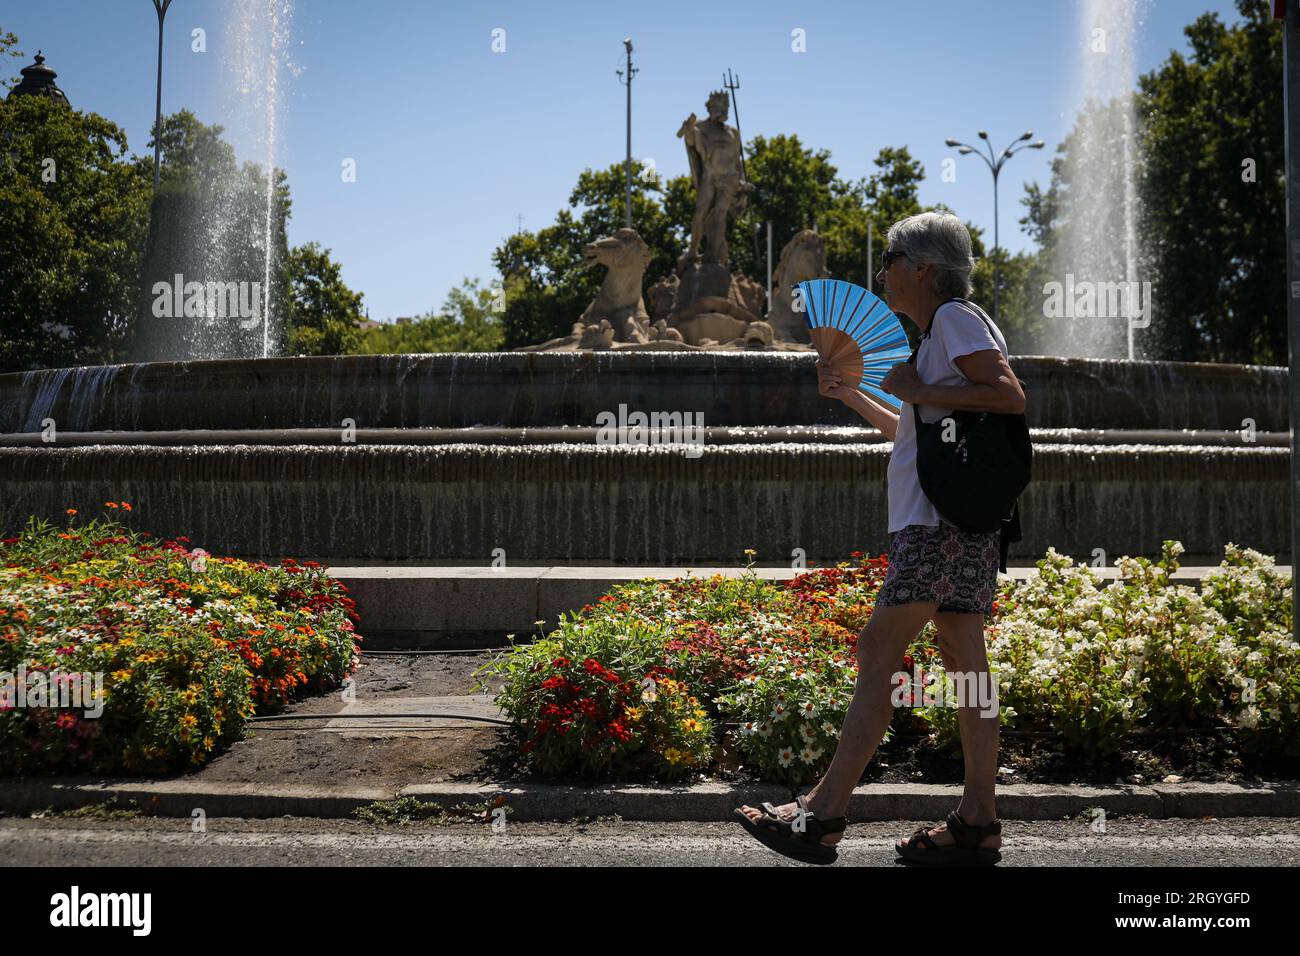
[{"xmin": 3, "ymin": 778, "xmax": 1299, "ymax": 822}]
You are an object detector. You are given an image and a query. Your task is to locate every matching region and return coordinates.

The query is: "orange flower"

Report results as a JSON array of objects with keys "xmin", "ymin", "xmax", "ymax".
[
  {"xmin": 65, "ymin": 509, "xmax": 77, "ymax": 516},
  {"xmin": 120, "ymin": 502, "xmax": 133, "ymax": 512},
  {"xmin": 104, "ymin": 502, "xmax": 118, "ymax": 509}
]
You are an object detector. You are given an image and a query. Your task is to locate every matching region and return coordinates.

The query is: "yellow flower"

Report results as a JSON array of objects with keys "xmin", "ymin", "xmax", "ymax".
[
  {"xmin": 180, "ymin": 714, "xmax": 198, "ymax": 729},
  {"xmin": 625, "ymin": 706, "xmax": 643, "ymax": 723},
  {"xmin": 663, "ymin": 748, "xmax": 683, "ymax": 765},
  {"xmin": 694, "ymin": 708, "xmax": 707, "ymax": 719},
  {"xmin": 111, "ymin": 669, "xmax": 132, "ymax": 682},
  {"xmin": 681, "ymin": 718, "xmax": 702, "ymax": 733},
  {"xmin": 203, "ymin": 736, "xmax": 215, "ymax": 750}
]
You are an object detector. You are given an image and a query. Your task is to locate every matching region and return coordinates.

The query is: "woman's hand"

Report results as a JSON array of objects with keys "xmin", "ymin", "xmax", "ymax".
[
  {"xmin": 816, "ymin": 362, "xmax": 853, "ymax": 402},
  {"xmin": 881, "ymin": 362, "xmax": 924, "ymax": 404}
]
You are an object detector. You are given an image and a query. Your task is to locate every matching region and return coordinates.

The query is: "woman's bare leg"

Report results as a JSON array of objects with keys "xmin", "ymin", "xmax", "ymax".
[{"xmin": 737, "ymin": 600, "xmax": 937, "ymax": 842}]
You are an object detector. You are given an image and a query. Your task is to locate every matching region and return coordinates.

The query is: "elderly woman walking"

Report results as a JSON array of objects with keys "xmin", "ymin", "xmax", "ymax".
[{"xmin": 736, "ymin": 211, "xmax": 1026, "ymax": 866}]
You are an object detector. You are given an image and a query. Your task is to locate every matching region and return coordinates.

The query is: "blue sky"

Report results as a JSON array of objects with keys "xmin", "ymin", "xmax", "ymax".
[{"xmin": 5, "ymin": 0, "xmax": 1243, "ymax": 322}]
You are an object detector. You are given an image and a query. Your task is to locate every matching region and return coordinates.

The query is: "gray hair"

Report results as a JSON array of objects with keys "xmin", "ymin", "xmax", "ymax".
[{"xmin": 885, "ymin": 212, "xmax": 976, "ymax": 300}]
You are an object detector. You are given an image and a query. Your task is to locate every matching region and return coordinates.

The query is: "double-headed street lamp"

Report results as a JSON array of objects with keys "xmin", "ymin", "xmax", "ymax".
[
  {"xmin": 944, "ymin": 130, "xmax": 1045, "ymax": 323},
  {"xmin": 151, "ymin": 0, "xmax": 174, "ymax": 190}
]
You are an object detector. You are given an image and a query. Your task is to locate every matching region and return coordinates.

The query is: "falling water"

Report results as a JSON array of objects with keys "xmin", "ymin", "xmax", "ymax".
[
  {"xmin": 225, "ymin": 0, "xmax": 294, "ymax": 359},
  {"xmin": 1050, "ymin": 0, "xmax": 1150, "ymax": 360}
]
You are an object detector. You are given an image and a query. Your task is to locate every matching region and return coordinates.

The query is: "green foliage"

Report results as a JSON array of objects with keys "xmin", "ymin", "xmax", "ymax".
[
  {"xmin": 0, "ymin": 508, "xmax": 361, "ymax": 774},
  {"xmin": 0, "ymin": 94, "xmax": 151, "ymax": 372},
  {"xmin": 1137, "ymin": 0, "xmax": 1284, "ymax": 364},
  {"xmin": 726, "ymin": 133, "xmax": 838, "ymax": 280},
  {"xmin": 475, "ymin": 614, "xmax": 716, "ymax": 781},
  {"xmin": 285, "ymin": 241, "xmax": 363, "ymax": 356},
  {"xmin": 478, "ymin": 543, "xmax": 1294, "ymax": 782},
  {"xmin": 355, "ymin": 277, "xmax": 505, "ymax": 353},
  {"xmin": 492, "ymin": 142, "xmax": 939, "ymax": 347},
  {"xmin": 493, "ymin": 160, "xmax": 681, "ymax": 348},
  {"xmin": 0, "ymin": 28, "xmax": 21, "ymax": 92}
]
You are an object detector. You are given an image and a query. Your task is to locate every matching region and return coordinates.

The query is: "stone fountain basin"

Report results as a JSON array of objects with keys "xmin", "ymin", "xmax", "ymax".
[
  {"xmin": 1, "ymin": 352, "xmax": 1287, "ymax": 564},
  {"xmin": 0, "ymin": 352, "xmax": 1288, "ymax": 433}
]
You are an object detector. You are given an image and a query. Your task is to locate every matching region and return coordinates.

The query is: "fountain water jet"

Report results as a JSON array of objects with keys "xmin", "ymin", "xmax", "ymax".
[{"xmin": 1052, "ymin": 0, "xmax": 1150, "ymax": 360}]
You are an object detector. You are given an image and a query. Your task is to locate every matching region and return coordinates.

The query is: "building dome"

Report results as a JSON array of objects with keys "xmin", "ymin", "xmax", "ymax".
[{"xmin": 9, "ymin": 51, "xmax": 69, "ymax": 106}]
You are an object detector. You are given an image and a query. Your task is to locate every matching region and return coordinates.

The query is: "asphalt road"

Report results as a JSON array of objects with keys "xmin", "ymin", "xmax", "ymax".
[{"xmin": 2, "ymin": 815, "xmax": 1298, "ymax": 867}]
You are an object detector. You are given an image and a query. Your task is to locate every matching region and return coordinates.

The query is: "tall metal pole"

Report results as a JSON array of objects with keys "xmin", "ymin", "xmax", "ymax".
[
  {"xmin": 766, "ymin": 221, "xmax": 773, "ymax": 311},
  {"xmin": 151, "ymin": 0, "xmax": 173, "ymax": 191},
  {"xmin": 867, "ymin": 225, "xmax": 873, "ymax": 294},
  {"xmin": 1282, "ymin": 0, "xmax": 1300, "ymax": 644},
  {"xmin": 617, "ymin": 39, "xmax": 636, "ymax": 229}
]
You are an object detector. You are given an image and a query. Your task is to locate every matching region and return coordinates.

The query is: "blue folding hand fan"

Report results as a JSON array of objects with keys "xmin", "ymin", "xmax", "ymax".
[{"xmin": 795, "ymin": 278, "xmax": 911, "ymax": 411}]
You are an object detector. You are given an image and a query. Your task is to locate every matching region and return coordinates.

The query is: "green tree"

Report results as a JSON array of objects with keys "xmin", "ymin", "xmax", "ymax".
[
  {"xmin": 728, "ymin": 133, "xmax": 839, "ymax": 279},
  {"xmin": 0, "ymin": 92, "xmax": 151, "ymax": 371},
  {"xmin": 356, "ymin": 278, "xmax": 504, "ymax": 354},
  {"xmin": 823, "ymin": 146, "xmax": 928, "ymax": 291},
  {"xmin": 492, "ymin": 159, "xmax": 681, "ymax": 348},
  {"xmin": 0, "ymin": 28, "xmax": 21, "ymax": 92},
  {"xmin": 285, "ymin": 242, "xmax": 364, "ymax": 356},
  {"xmin": 1137, "ymin": 0, "xmax": 1284, "ymax": 364}
]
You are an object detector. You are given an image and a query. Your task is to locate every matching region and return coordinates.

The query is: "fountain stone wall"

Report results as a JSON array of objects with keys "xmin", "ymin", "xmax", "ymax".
[{"xmin": 0, "ymin": 352, "xmax": 1290, "ymax": 565}]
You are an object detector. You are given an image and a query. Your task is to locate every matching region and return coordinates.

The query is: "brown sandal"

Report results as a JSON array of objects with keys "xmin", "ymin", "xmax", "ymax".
[{"xmin": 895, "ymin": 810, "xmax": 1002, "ymax": 866}]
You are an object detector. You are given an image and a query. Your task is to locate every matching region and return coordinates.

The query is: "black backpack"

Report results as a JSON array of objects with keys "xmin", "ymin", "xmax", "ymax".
[{"xmin": 906, "ymin": 298, "xmax": 1031, "ymax": 573}]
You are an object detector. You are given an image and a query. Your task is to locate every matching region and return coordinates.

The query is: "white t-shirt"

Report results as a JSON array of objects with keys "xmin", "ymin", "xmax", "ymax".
[{"xmin": 886, "ymin": 299, "xmax": 1009, "ymax": 533}]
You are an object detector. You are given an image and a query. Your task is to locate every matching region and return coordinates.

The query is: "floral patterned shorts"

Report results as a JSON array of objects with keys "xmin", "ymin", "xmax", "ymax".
[{"xmin": 874, "ymin": 521, "xmax": 1001, "ymax": 615}]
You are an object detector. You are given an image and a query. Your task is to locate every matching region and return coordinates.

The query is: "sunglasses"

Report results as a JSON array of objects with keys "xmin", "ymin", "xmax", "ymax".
[{"xmin": 881, "ymin": 248, "xmax": 909, "ymax": 271}]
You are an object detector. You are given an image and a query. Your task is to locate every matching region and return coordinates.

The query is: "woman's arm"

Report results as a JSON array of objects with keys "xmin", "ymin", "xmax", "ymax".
[
  {"xmin": 917, "ymin": 349, "xmax": 1026, "ymax": 414},
  {"xmin": 841, "ymin": 389, "xmax": 900, "ymax": 442}
]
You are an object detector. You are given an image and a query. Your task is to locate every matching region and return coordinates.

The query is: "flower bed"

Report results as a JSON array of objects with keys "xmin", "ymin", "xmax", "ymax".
[
  {"xmin": 477, "ymin": 544, "xmax": 1296, "ymax": 784},
  {"xmin": 0, "ymin": 507, "xmax": 361, "ymax": 774}
]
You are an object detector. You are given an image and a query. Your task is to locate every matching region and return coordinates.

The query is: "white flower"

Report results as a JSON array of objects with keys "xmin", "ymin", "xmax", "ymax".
[
  {"xmin": 821, "ymin": 721, "xmax": 839, "ymax": 738},
  {"xmin": 757, "ymin": 721, "xmax": 773, "ymax": 738},
  {"xmin": 770, "ymin": 702, "xmax": 790, "ymax": 722},
  {"xmin": 740, "ymin": 721, "xmax": 758, "ymax": 736},
  {"xmin": 1237, "ymin": 705, "xmax": 1261, "ymax": 730},
  {"xmin": 799, "ymin": 723, "xmax": 817, "ymax": 743},
  {"xmin": 799, "ymin": 744, "xmax": 824, "ymax": 764},
  {"xmin": 777, "ymin": 746, "xmax": 795, "ymax": 767},
  {"xmin": 798, "ymin": 700, "xmax": 818, "ymax": 720}
]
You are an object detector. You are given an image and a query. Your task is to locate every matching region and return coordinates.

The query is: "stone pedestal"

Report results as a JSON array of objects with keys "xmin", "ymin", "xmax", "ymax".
[{"xmin": 669, "ymin": 258, "xmax": 761, "ymax": 325}]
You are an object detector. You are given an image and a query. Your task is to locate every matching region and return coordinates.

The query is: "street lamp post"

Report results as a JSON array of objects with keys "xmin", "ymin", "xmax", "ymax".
[
  {"xmin": 616, "ymin": 38, "xmax": 637, "ymax": 229},
  {"xmin": 151, "ymin": 0, "xmax": 174, "ymax": 191},
  {"xmin": 944, "ymin": 130, "xmax": 1044, "ymax": 323}
]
